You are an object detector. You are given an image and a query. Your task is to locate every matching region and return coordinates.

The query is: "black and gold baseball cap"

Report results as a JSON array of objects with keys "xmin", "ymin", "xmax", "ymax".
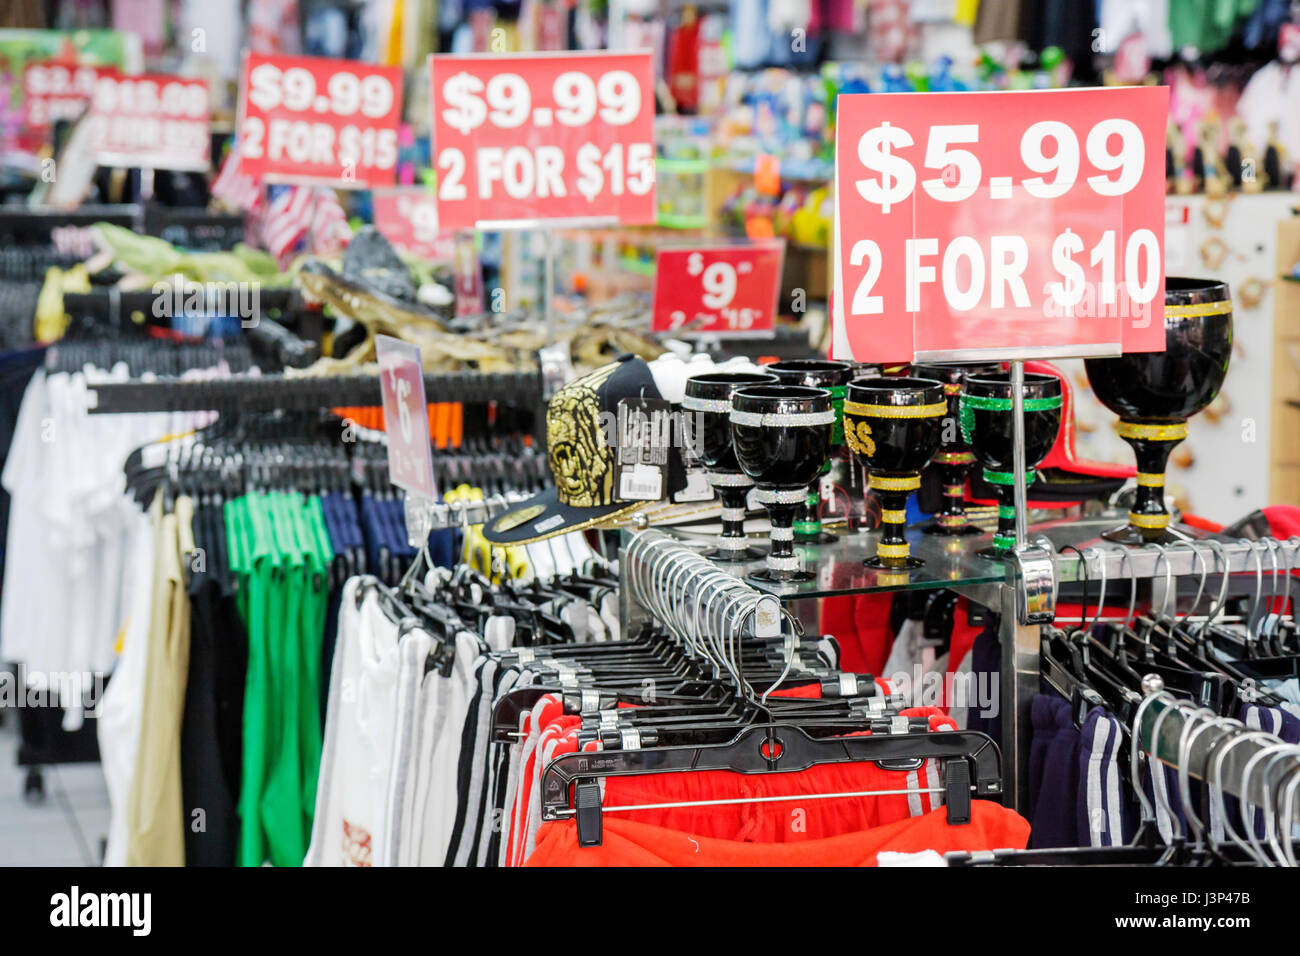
[{"xmin": 484, "ymin": 355, "xmax": 669, "ymax": 545}]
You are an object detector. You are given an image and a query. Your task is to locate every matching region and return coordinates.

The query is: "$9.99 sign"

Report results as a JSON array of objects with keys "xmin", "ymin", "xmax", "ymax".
[
  {"xmin": 832, "ymin": 87, "xmax": 1169, "ymax": 362},
  {"xmin": 238, "ymin": 53, "xmax": 403, "ymax": 188},
  {"xmin": 652, "ymin": 241, "xmax": 785, "ymax": 336},
  {"xmin": 429, "ymin": 52, "xmax": 655, "ymax": 229}
]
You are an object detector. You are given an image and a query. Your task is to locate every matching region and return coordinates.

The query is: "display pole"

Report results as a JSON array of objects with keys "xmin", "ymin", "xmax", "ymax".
[
  {"xmin": 545, "ymin": 228, "xmax": 556, "ymax": 345},
  {"xmin": 1010, "ymin": 359, "xmax": 1028, "ymax": 549}
]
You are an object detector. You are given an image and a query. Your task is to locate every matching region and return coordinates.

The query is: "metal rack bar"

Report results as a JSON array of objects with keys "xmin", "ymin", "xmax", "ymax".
[
  {"xmin": 85, "ymin": 370, "xmax": 545, "ymax": 414},
  {"xmin": 1138, "ymin": 694, "xmax": 1300, "ymax": 828},
  {"xmin": 1053, "ymin": 537, "xmax": 1300, "ymax": 585},
  {"xmin": 406, "ymin": 491, "xmax": 535, "ymax": 531}
]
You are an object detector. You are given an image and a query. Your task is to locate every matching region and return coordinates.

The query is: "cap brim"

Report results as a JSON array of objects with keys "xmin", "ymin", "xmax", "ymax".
[{"xmin": 482, "ymin": 487, "xmax": 645, "ymax": 545}]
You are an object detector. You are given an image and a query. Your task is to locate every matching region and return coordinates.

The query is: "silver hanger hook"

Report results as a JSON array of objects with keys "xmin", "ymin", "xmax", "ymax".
[
  {"xmin": 1241, "ymin": 538, "xmax": 1265, "ymax": 638},
  {"xmin": 1208, "ymin": 726, "xmax": 1272, "ymax": 865},
  {"xmin": 1147, "ymin": 700, "xmax": 1192, "ymax": 843},
  {"xmin": 1261, "ymin": 746, "xmax": 1300, "ymax": 867},
  {"xmin": 1173, "ymin": 540, "xmax": 1210, "ymax": 628},
  {"xmin": 1175, "ymin": 707, "xmax": 1223, "ymax": 846},
  {"xmin": 1116, "ymin": 546, "xmax": 1139, "ymax": 631},
  {"xmin": 1129, "ymin": 683, "xmax": 1177, "ymax": 831},
  {"xmin": 1238, "ymin": 742, "xmax": 1294, "ymax": 867},
  {"xmin": 1199, "ymin": 539, "xmax": 1233, "ymax": 637},
  {"xmin": 1084, "ymin": 546, "xmax": 1107, "ymax": 634},
  {"xmin": 1144, "ymin": 541, "xmax": 1175, "ymax": 622},
  {"xmin": 1276, "ymin": 762, "xmax": 1300, "ymax": 868}
]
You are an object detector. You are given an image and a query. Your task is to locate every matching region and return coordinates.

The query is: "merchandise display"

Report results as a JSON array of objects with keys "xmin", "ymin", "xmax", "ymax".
[{"xmin": 2, "ymin": 3, "xmax": 1300, "ymax": 935}]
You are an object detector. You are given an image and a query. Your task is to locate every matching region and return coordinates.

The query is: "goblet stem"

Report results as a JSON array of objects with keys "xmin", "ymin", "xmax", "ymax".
[
  {"xmin": 794, "ymin": 483, "xmax": 822, "ymax": 540},
  {"xmin": 1118, "ymin": 420, "xmax": 1184, "ymax": 541},
  {"xmin": 751, "ymin": 487, "xmax": 808, "ymax": 581},
  {"xmin": 866, "ymin": 474, "xmax": 921, "ymax": 568},
  {"xmin": 926, "ymin": 454, "xmax": 976, "ymax": 535},
  {"xmin": 715, "ymin": 485, "xmax": 752, "ymax": 554}
]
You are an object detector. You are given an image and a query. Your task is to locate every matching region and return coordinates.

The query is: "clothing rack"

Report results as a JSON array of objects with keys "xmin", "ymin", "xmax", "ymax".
[
  {"xmin": 84, "ymin": 370, "xmax": 546, "ymax": 415},
  {"xmin": 1137, "ymin": 691, "xmax": 1300, "ymax": 830}
]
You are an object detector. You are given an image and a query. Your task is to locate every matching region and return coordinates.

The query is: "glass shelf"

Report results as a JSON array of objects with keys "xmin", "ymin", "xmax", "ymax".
[
  {"xmin": 661, "ymin": 524, "xmax": 1011, "ymax": 599},
  {"xmin": 654, "ymin": 509, "xmax": 1234, "ymax": 601}
]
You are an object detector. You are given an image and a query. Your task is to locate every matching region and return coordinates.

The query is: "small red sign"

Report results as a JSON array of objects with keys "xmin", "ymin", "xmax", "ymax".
[
  {"xmin": 23, "ymin": 62, "xmax": 115, "ymax": 131},
  {"xmin": 373, "ymin": 188, "xmax": 455, "ymax": 261},
  {"xmin": 429, "ymin": 51, "xmax": 656, "ymax": 229},
  {"xmin": 376, "ymin": 335, "xmax": 437, "ymax": 498},
  {"xmin": 88, "ymin": 73, "xmax": 211, "ymax": 171},
  {"xmin": 237, "ymin": 52, "xmax": 403, "ymax": 188},
  {"xmin": 832, "ymin": 86, "xmax": 1169, "ymax": 362},
  {"xmin": 652, "ymin": 241, "xmax": 785, "ymax": 337}
]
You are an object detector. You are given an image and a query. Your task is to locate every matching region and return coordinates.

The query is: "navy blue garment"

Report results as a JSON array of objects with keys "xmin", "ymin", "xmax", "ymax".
[
  {"xmin": 1028, "ymin": 692, "xmax": 1064, "ymax": 822},
  {"xmin": 965, "ymin": 619, "xmax": 1002, "ymax": 747},
  {"xmin": 1028, "ymin": 694, "xmax": 1082, "ymax": 849},
  {"xmin": 1077, "ymin": 706, "xmax": 1134, "ymax": 847},
  {"xmin": 359, "ymin": 492, "xmax": 387, "ymax": 575}
]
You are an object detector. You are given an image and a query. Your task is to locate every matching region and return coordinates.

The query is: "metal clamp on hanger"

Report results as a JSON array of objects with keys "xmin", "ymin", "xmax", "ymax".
[{"xmin": 1012, "ymin": 534, "xmax": 1058, "ymax": 624}]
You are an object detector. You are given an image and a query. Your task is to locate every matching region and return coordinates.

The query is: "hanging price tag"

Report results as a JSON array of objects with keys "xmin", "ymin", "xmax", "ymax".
[
  {"xmin": 88, "ymin": 72, "xmax": 211, "ymax": 171},
  {"xmin": 429, "ymin": 51, "xmax": 656, "ymax": 229},
  {"xmin": 832, "ymin": 87, "xmax": 1169, "ymax": 363},
  {"xmin": 652, "ymin": 240, "xmax": 785, "ymax": 337},
  {"xmin": 237, "ymin": 52, "xmax": 403, "ymax": 188},
  {"xmin": 376, "ymin": 335, "xmax": 437, "ymax": 499},
  {"xmin": 23, "ymin": 62, "xmax": 116, "ymax": 131},
  {"xmin": 373, "ymin": 188, "xmax": 456, "ymax": 261}
]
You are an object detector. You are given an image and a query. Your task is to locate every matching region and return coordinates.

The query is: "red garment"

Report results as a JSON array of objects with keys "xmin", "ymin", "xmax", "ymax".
[{"xmin": 525, "ymin": 801, "xmax": 1030, "ymax": 866}]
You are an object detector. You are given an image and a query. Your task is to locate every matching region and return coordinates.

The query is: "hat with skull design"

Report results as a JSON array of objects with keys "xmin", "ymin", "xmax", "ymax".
[{"xmin": 484, "ymin": 355, "xmax": 686, "ymax": 544}]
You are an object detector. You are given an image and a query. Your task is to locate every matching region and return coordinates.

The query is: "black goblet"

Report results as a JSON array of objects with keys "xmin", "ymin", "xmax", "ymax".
[
  {"xmin": 960, "ymin": 372, "xmax": 1063, "ymax": 555},
  {"xmin": 729, "ymin": 385, "xmax": 834, "ymax": 583},
  {"xmin": 683, "ymin": 371, "xmax": 779, "ymax": 560},
  {"xmin": 910, "ymin": 362, "xmax": 1002, "ymax": 536},
  {"xmin": 1084, "ymin": 278, "xmax": 1233, "ymax": 543},
  {"xmin": 765, "ymin": 359, "xmax": 854, "ymax": 543},
  {"xmin": 842, "ymin": 377, "xmax": 946, "ymax": 568}
]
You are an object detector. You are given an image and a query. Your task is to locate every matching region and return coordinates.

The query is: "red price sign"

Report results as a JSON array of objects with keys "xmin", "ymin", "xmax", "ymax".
[
  {"xmin": 24, "ymin": 62, "xmax": 115, "ymax": 130},
  {"xmin": 373, "ymin": 188, "xmax": 455, "ymax": 261},
  {"xmin": 832, "ymin": 87, "xmax": 1169, "ymax": 362},
  {"xmin": 429, "ymin": 51, "xmax": 656, "ymax": 229},
  {"xmin": 238, "ymin": 53, "xmax": 403, "ymax": 188},
  {"xmin": 376, "ymin": 335, "xmax": 437, "ymax": 499},
  {"xmin": 88, "ymin": 73, "xmax": 211, "ymax": 171},
  {"xmin": 652, "ymin": 241, "xmax": 785, "ymax": 336}
]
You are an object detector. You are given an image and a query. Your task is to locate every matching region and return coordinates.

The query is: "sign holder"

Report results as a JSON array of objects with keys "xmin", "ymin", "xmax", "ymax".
[{"xmin": 475, "ymin": 215, "xmax": 618, "ymax": 344}]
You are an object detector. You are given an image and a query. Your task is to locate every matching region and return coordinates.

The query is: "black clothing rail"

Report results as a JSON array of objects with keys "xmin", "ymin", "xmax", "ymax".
[{"xmin": 85, "ymin": 370, "xmax": 545, "ymax": 415}]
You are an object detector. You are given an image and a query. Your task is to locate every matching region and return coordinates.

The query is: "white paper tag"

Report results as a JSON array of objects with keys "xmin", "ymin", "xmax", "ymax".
[{"xmin": 619, "ymin": 462, "xmax": 663, "ymax": 501}]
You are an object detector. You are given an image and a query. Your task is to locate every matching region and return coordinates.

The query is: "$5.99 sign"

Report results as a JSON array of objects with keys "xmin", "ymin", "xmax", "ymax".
[
  {"xmin": 24, "ymin": 62, "xmax": 115, "ymax": 130},
  {"xmin": 89, "ymin": 73, "xmax": 211, "ymax": 171},
  {"xmin": 652, "ymin": 241, "xmax": 785, "ymax": 336},
  {"xmin": 429, "ymin": 51, "xmax": 655, "ymax": 229},
  {"xmin": 238, "ymin": 53, "xmax": 403, "ymax": 188},
  {"xmin": 832, "ymin": 87, "xmax": 1169, "ymax": 362}
]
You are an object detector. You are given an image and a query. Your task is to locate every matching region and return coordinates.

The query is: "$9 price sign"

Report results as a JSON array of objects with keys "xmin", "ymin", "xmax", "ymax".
[
  {"xmin": 833, "ymin": 87, "xmax": 1169, "ymax": 362},
  {"xmin": 373, "ymin": 188, "xmax": 455, "ymax": 261},
  {"xmin": 430, "ymin": 51, "xmax": 656, "ymax": 229},
  {"xmin": 652, "ymin": 241, "xmax": 785, "ymax": 336},
  {"xmin": 89, "ymin": 73, "xmax": 211, "ymax": 171},
  {"xmin": 238, "ymin": 53, "xmax": 403, "ymax": 188}
]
